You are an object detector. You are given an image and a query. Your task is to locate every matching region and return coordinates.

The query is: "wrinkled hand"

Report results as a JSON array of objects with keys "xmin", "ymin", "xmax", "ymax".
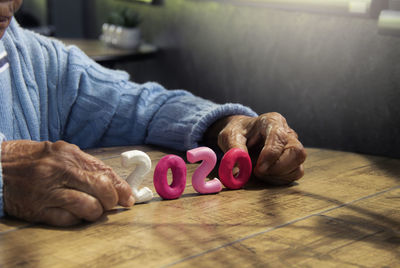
[
  {"xmin": 1, "ymin": 140, "xmax": 134, "ymax": 226},
  {"xmin": 205, "ymin": 112, "xmax": 306, "ymax": 185}
]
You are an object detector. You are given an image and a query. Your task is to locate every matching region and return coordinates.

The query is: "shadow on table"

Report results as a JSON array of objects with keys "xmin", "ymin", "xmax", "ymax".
[
  {"xmin": 291, "ymin": 189, "xmax": 400, "ymax": 259},
  {"xmin": 362, "ymin": 154, "xmax": 400, "ymax": 183}
]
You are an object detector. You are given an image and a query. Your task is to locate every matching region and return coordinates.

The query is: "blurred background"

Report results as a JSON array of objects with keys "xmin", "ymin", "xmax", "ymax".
[{"xmin": 16, "ymin": 0, "xmax": 400, "ymax": 158}]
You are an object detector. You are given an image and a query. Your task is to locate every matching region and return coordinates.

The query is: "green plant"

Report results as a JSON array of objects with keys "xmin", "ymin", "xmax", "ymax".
[{"xmin": 107, "ymin": 8, "xmax": 142, "ymax": 28}]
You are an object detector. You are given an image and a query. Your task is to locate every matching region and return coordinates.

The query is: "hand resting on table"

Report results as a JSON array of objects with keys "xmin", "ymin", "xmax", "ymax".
[
  {"xmin": 205, "ymin": 112, "xmax": 307, "ymax": 185},
  {"xmin": 1, "ymin": 140, "xmax": 134, "ymax": 226}
]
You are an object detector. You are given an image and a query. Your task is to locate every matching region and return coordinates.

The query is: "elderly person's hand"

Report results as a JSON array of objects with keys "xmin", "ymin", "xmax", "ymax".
[
  {"xmin": 205, "ymin": 112, "xmax": 306, "ymax": 185},
  {"xmin": 1, "ymin": 140, "xmax": 134, "ymax": 226}
]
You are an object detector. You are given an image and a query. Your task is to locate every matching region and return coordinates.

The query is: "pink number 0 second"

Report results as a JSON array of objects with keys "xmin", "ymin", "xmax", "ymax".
[{"xmin": 218, "ymin": 148, "xmax": 252, "ymax": 190}]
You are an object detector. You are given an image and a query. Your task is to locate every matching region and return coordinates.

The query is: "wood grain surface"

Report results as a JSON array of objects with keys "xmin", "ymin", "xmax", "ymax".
[{"xmin": 0, "ymin": 146, "xmax": 399, "ymax": 267}]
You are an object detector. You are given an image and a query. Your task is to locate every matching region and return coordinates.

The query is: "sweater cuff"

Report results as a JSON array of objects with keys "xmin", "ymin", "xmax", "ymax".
[
  {"xmin": 0, "ymin": 133, "xmax": 6, "ymax": 218},
  {"xmin": 189, "ymin": 103, "xmax": 258, "ymax": 149}
]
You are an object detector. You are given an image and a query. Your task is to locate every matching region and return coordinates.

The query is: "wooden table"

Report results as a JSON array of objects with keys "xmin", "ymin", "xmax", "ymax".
[
  {"xmin": 59, "ymin": 39, "xmax": 158, "ymax": 67},
  {"xmin": 1, "ymin": 146, "xmax": 399, "ymax": 267}
]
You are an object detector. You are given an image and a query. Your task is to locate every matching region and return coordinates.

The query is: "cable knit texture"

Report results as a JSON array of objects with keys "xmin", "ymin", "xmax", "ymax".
[
  {"xmin": 0, "ymin": 18, "xmax": 257, "ymax": 217},
  {"xmin": 0, "ymin": 134, "xmax": 5, "ymax": 217}
]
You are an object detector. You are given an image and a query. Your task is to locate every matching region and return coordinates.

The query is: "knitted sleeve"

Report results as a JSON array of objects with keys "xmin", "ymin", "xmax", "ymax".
[
  {"xmin": 58, "ymin": 44, "xmax": 257, "ymax": 150},
  {"xmin": 4, "ymin": 18, "xmax": 257, "ymax": 150},
  {"xmin": 0, "ymin": 133, "xmax": 6, "ymax": 217}
]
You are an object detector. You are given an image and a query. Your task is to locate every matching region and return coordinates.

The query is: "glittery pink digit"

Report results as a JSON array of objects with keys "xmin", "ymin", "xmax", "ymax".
[
  {"xmin": 218, "ymin": 148, "xmax": 252, "ymax": 189},
  {"xmin": 153, "ymin": 154, "xmax": 187, "ymax": 199},
  {"xmin": 187, "ymin": 147, "xmax": 222, "ymax": 194}
]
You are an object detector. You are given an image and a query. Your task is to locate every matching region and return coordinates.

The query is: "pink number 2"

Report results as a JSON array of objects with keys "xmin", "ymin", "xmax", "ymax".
[{"xmin": 187, "ymin": 147, "xmax": 222, "ymax": 194}]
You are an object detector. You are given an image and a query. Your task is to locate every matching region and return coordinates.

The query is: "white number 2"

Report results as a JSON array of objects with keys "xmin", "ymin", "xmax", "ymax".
[{"xmin": 121, "ymin": 150, "xmax": 153, "ymax": 203}]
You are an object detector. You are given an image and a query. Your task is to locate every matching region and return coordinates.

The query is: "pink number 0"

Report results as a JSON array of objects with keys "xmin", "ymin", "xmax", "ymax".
[
  {"xmin": 218, "ymin": 148, "xmax": 252, "ymax": 189},
  {"xmin": 187, "ymin": 147, "xmax": 222, "ymax": 194},
  {"xmin": 153, "ymin": 155, "xmax": 187, "ymax": 200}
]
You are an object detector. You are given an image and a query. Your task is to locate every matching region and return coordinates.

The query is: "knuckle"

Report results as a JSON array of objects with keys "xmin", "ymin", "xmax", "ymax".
[
  {"xmin": 41, "ymin": 141, "xmax": 54, "ymax": 153},
  {"xmin": 218, "ymin": 128, "xmax": 230, "ymax": 140},
  {"xmin": 115, "ymin": 178, "xmax": 132, "ymax": 197},
  {"xmin": 52, "ymin": 140, "xmax": 80, "ymax": 154},
  {"xmin": 68, "ymin": 195, "xmax": 103, "ymax": 222},
  {"xmin": 114, "ymin": 177, "xmax": 129, "ymax": 190},
  {"xmin": 266, "ymin": 112, "xmax": 284, "ymax": 121},
  {"xmin": 217, "ymin": 129, "xmax": 232, "ymax": 149},
  {"xmin": 260, "ymin": 112, "xmax": 287, "ymax": 128},
  {"xmin": 102, "ymin": 165, "xmax": 115, "ymax": 175},
  {"xmin": 298, "ymin": 148, "xmax": 307, "ymax": 164},
  {"xmin": 52, "ymin": 140, "xmax": 68, "ymax": 151},
  {"xmin": 266, "ymin": 112, "xmax": 281, "ymax": 118},
  {"xmin": 84, "ymin": 200, "xmax": 104, "ymax": 221},
  {"xmin": 287, "ymin": 128, "xmax": 299, "ymax": 138},
  {"xmin": 78, "ymin": 198, "xmax": 103, "ymax": 221},
  {"xmin": 276, "ymin": 127, "xmax": 289, "ymax": 143},
  {"xmin": 97, "ymin": 175, "xmax": 118, "ymax": 209},
  {"xmin": 266, "ymin": 128, "xmax": 287, "ymax": 150},
  {"xmin": 289, "ymin": 144, "xmax": 307, "ymax": 165}
]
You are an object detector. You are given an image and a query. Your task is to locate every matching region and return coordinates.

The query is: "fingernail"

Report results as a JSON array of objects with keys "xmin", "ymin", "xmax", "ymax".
[{"xmin": 127, "ymin": 195, "xmax": 135, "ymax": 206}]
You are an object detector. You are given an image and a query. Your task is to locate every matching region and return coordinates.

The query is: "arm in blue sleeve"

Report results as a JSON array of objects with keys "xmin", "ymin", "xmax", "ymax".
[
  {"xmin": 59, "ymin": 46, "xmax": 257, "ymax": 150},
  {"xmin": 0, "ymin": 133, "xmax": 6, "ymax": 217},
  {"xmin": 4, "ymin": 18, "xmax": 257, "ymax": 151},
  {"xmin": 100, "ymin": 81, "xmax": 257, "ymax": 150}
]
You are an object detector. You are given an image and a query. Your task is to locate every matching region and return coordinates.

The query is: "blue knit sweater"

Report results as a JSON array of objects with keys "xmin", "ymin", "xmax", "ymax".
[{"xmin": 0, "ymin": 19, "xmax": 257, "ymax": 217}]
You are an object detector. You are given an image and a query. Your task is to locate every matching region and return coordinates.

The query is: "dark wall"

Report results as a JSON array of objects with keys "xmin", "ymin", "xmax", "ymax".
[
  {"xmin": 48, "ymin": 0, "xmax": 97, "ymax": 38},
  {"xmin": 24, "ymin": 0, "xmax": 400, "ymax": 157},
  {"xmin": 100, "ymin": 0, "xmax": 400, "ymax": 158}
]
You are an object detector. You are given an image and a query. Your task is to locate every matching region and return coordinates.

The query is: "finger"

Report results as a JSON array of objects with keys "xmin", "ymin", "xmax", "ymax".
[
  {"xmin": 38, "ymin": 207, "xmax": 81, "ymax": 227},
  {"xmin": 217, "ymin": 127, "xmax": 248, "ymax": 153},
  {"xmin": 255, "ymin": 126, "xmax": 288, "ymax": 174},
  {"xmin": 66, "ymin": 149, "xmax": 135, "ymax": 207},
  {"xmin": 87, "ymin": 162, "xmax": 135, "ymax": 207},
  {"xmin": 266, "ymin": 142, "xmax": 306, "ymax": 176},
  {"xmin": 55, "ymin": 189, "xmax": 104, "ymax": 222},
  {"xmin": 110, "ymin": 176, "xmax": 135, "ymax": 207},
  {"xmin": 255, "ymin": 165, "xmax": 304, "ymax": 185},
  {"xmin": 64, "ymin": 169, "xmax": 119, "ymax": 211}
]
